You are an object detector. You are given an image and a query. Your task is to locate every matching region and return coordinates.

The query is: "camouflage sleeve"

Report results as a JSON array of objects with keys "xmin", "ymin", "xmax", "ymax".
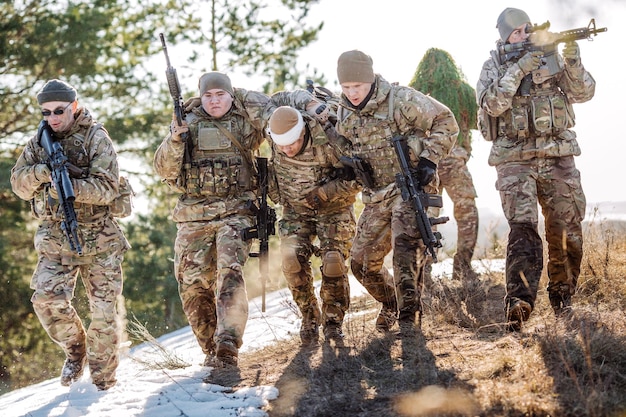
[
  {"xmin": 72, "ymin": 128, "xmax": 120, "ymax": 205},
  {"xmin": 264, "ymin": 89, "xmax": 318, "ymax": 121},
  {"xmin": 476, "ymin": 56, "xmax": 526, "ymax": 117},
  {"xmin": 394, "ymin": 86, "xmax": 459, "ymax": 165},
  {"xmin": 319, "ymin": 178, "xmax": 360, "ymax": 202},
  {"xmin": 10, "ymin": 135, "xmax": 48, "ymax": 201},
  {"xmin": 560, "ymin": 56, "xmax": 596, "ymax": 104},
  {"xmin": 153, "ymin": 132, "xmax": 186, "ymax": 181},
  {"xmin": 267, "ymin": 160, "xmax": 281, "ymax": 204}
]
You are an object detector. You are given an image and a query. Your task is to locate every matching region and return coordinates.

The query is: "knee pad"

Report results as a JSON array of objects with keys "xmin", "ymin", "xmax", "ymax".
[
  {"xmin": 281, "ymin": 245, "xmax": 302, "ymax": 274},
  {"xmin": 322, "ymin": 251, "xmax": 346, "ymax": 278}
]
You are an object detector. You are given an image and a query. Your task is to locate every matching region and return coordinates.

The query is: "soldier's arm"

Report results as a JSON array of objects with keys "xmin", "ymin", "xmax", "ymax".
[{"xmin": 72, "ymin": 129, "xmax": 120, "ymax": 206}]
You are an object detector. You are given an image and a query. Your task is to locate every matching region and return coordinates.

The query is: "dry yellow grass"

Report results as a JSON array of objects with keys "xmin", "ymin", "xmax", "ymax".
[{"xmin": 231, "ymin": 221, "xmax": 626, "ymax": 417}]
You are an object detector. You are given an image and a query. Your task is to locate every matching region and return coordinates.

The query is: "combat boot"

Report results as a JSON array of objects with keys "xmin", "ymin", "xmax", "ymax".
[
  {"xmin": 506, "ymin": 299, "xmax": 532, "ymax": 331},
  {"xmin": 216, "ymin": 340, "xmax": 238, "ymax": 366},
  {"xmin": 300, "ymin": 321, "xmax": 319, "ymax": 346},
  {"xmin": 375, "ymin": 303, "xmax": 397, "ymax": 332},
  {"xmin": 60, "ymin": 355, "xmax": 86, "ymax": 387},
  {"xmin": 398, "ymin": 309, "xmax": 421, "ymax": 337},
  {"xmin": 323, "ymin": 322, "xmax": 345, "ymax": 343},
  {"xmin": 549, "ymin": 291, "xmax": 572, "ymax": 317}
]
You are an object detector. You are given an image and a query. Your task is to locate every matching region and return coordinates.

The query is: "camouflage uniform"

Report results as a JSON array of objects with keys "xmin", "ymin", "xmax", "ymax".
[
  {"xmin": 11, "ymin": 108, "xmax": 130, "ymax": 390},
  {"xmin": 476, "ymin": 28, "xmax": 595, "ymax": 317},
  {"xmin": 336, "ymin": 75, "xmax": 458, "ymax": 327},
  {"xmin": 437, "ymin": 142, "xmax": 479, "ymax": 281},
  {"xmin": 153, "ymin": 87, "xmax": 316, "ymax": 360},
  {"xmin": 267, "ymin": 111, "xmax": 359, "ymax": 342}
]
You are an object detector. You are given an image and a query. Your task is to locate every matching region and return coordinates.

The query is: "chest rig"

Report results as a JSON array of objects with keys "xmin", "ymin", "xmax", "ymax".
[
  {"xmin": 32, "ymin": 123, "xmax": 103, "ymax": 220},
  {"xmin": 499, "ymin": 60, "xmax": 571, "ymax": 139},
  {"xmin": 184, "ymin": 116, "xmax": 254, "ymax": 197},
  {"xmin": 339, "ymin": 88, "xmax": 400, "ymax": 190},
  {"xmin": 272, "ymin": 133, "xmax": 334, "ymax": 203}
]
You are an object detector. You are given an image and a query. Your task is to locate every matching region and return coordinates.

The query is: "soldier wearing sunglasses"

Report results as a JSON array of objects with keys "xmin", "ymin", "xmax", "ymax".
[{"xmin": 10, "ymin": 79, "xmax": 130, "ymax": 391}]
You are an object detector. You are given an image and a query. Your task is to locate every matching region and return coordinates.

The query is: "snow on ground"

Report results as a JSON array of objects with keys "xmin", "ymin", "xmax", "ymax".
[{"xmin": 0, "ymin": 259, "xmax": 504, "ymax": 417}]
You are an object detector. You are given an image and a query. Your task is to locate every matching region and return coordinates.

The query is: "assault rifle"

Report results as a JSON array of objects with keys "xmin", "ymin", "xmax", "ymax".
[
  {"xmin": 159, "ymin": 33, "xmax": 192, "ymax": 171},
  {"xmin": 498, "ymin": 19, "xmax": 607, "ymax": 91},
  {"xmin": 241, "ymin": 157, "xmax": 277, "ymax": 312},
  {"xmin": 391, "ymin": 135, "xmax": 448, "ymax": 262},
  {"xmin": 38, "ymin": 120, "xmax": 83, "ymax": 255},
  {"xmin": 339, "ymin": 155, "xmax": 375, "ymax": 189}
]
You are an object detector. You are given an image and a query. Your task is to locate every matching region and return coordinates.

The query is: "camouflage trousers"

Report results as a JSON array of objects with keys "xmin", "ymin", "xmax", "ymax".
[
  {"xmin": 495, "ymin": 156, "xmax": 586, "ymax": 309},
  {"xmin": 351, "ymin": 190, "xmax": 430, "ymax": 319},
  {"xmin": 174, "ymin": 215, "xmax": 253, "ymax": 355},
  {"xmin": 438, "ymin": 150, "xmax": 479, "ymax": 279},
  {"xmin": 278, "ymin": 206, "xmax": 355, "ymax": 328},
  {"xmin": 30, "ymin": 247, "xmax": 125, "ymax": 387}
]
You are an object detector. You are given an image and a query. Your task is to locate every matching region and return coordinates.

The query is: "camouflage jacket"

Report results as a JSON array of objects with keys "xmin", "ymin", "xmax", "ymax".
[
  {"xmin": 268, "ymin": 113, "xmax": 360, "ymax": 215},
  {"xmin": 11, "ymin": 108, "xmax": 122, "ymax": 217},
  {"xmin": 476, "ymin": 47, "xmax": 595, "ymax": 166},
  {"xmin": 154, "ymin": 87, "xmax": 317, "ymax": 223},
  {"xmin": 336, "ymin": 75, "xmax": 458, "ymax": 201},
  {"xmin": 10, "ymin": 108, "xmax": 129, "ymax": 258}
]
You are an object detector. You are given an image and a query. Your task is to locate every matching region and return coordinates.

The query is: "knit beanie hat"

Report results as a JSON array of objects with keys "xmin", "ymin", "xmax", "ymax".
[
  {"xmin": 497, "ymin": 8, "xmax": 531, "ymax": 42},
  {"xmin": 267, "ymin": 106, "xmax": 304, "ymax": 146},
  {"xmin": 36, "ymin": 79, "xmax": 77, "ymax": 105},
  {"xmin": 199, "ymin": 72, "xmax": 234, "ymax": 96},
  {"xmin": 337, "ymin": 50, "xmax": 375, "ymax": 84}
]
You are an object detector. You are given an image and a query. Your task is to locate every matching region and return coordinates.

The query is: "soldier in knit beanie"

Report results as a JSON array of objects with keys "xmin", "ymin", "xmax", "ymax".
[
  {"xmin": 496, "ymin": 8, "xmax": 531, "ymax": 42},
  {"xmin": 199, "ymin": 72, "xmax": 234, "ymax": 96},
  {"xmin": 37, "ymin": 79, "xmax": 77, "ymax": 105},
  {"xmin": 337, "ymin": 50, "xmax": 375, "ymax": 84}
]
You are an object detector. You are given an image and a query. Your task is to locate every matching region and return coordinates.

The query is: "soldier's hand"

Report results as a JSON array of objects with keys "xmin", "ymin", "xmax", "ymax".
[
  {"xmin": 33, "ymin": 164, "xmax": 51, "ymax": 185},
  {"xmin": 304, "ymin": 187, "xmax": 328, "ymax": 210},
  {"xmin": 170, "ymin": 116, "xmax": 189, "ymax": 143},
  {"xmin": 518, "ymin": 51, "xmax": 542, "ymax": 74},
  {"xmin": 562, "ymin": 41, "xmax": 580, "ymax": 64},
  {"xmin": 416, "ymin": 158, "xmax": 437, "ymax": 187},
  {"xmin": 312, "ymin": 104, "xmax": 330, "ymax": 124},
  {"xmin": 183, "ymin": 96, "xmax": 201, "ymax": 112},
  {"xmin": 334, "ymin": 166, "xmax": 356, "ymax": 181}
]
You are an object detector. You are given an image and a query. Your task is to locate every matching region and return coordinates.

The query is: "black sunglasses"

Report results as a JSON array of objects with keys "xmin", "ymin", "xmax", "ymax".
[{"xmin": 41, "ymin": 102, "xmax": 72, "ymax": 117}]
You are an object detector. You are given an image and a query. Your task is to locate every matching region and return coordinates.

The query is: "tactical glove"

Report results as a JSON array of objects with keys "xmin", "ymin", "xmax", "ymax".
[
  {"xmin": 415, "ymin": 158, "xmax": 437, "ymax": 187},
  {"xmin": 517, "ymin": 51, "xmax": 542, "ymax": 74},
  {"xmin": 333, "ymin": 166, "xmax": 356, "ymax": 182},
  {"xmin": 562, "ymin": 41, "xmax": 580, "ymax": 64}
]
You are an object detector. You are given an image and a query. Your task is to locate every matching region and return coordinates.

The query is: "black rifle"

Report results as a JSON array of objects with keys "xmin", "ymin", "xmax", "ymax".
[
  {"xmin": 159, "ymin": 33, "xmax": 192, "ymax": 171},
  {"xmin": 38, "ymin": 120, "xmax": 83, "ymax": 255},
  {"xmin": 391, "ymin": 135, "xmax": 448, "ymax": 262},
  {"xmin": 241, "ymin": 157, "xmax": 277, "ymax": 312},
  {"xmin": 497, "ymin": 19, "xmax": 607, "ymax": 94},
  {"xmin": 339, "ymin": 155, "xmax": 375, "ymax": 189}
]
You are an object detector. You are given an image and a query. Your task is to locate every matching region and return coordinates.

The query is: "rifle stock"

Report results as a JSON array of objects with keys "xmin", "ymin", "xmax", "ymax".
[
  {"xmin": 38, "ymin": 120, "xmax": 83, "ymax": 255},
  {"xmin": 391, "ymin": 135, "xmax": 448, "ymax": 262},
  {"xmin": 241, "ymin": 157, "xmax": 277, "ymax": 312}
]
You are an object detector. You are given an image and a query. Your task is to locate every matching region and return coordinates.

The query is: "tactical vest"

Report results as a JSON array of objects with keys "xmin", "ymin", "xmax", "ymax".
[
  {"xmin": 494, "ymin": 56, "xmax": 573, "ymax": 140},
  {"xmin": 272, "ymin": 130, "xmax": 335, "ymax": 205},
  {"xmin": 338, "ymin": 90, "xmax": 400, "ymax": 190},
  {"xmin": 32, "ymin": 123, "xmax": 109, "ymax": 221},
  {"xmin": 183, "ymin": 115, "xmax": 255, "ymax": 197}
]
